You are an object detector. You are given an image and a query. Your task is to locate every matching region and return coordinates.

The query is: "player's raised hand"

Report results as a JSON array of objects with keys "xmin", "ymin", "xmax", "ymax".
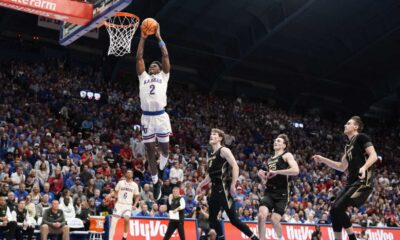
[
  {"xmin": 141, "ymin": 30, "xmax": 148, "ymax": 39},
  {"xmin": 155, "ymin": 23, "xmax": 161, "ymax": 39}
]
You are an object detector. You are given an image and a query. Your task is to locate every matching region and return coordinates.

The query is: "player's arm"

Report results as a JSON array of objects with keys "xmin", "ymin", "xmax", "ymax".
[
  {"xmin": 155, "ymin": 24, "xmax": 170, "ymax": 74},
  {"xmin": 220, "ymin": 147, "xmax": 239, "ymax": 195},
  {"xmin": 359, "ymin": 145, "xmax": 378, "ymax": 179},
  {"xmin": 136, "ymin": 31, "xmax": 147, "ymax": 75},
  {"xmin": 312, "ymin": 154, "xmax": 348, "ymax": 172},
  {"xmin": 271, "ymin": 153, "xmax": 299, "ymax": 176},
  {"xmin": 132, "ymin": 183, "xmax": 140, "ymax": 209}
]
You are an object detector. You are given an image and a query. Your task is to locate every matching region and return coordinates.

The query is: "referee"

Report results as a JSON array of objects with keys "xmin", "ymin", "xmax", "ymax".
[
  {"xmin": 196, "ymin": 128, "xmax": 259, "ymax": 240},
  {"xmin": 163, "ymin": 187, "xmax": 185, "ymax": 240},
  {"xmin": 313, "ymin": 116, "xmax": 378, "ymax": 240}
]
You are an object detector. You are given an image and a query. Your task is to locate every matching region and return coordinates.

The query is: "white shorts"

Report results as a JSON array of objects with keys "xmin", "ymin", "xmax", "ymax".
[
  {"xmin": 141, "ymin": 112, "xmax": 172, "ymax": 143},
  {"xmin": 113, "ymin": 202, "xmax": 133, "ymax": 218}
]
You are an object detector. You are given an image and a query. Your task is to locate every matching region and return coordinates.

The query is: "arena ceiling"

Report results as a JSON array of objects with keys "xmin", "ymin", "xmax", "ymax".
[{"xmin": 1, "ymin": 0, "xmax": 400, "ymax": 118}]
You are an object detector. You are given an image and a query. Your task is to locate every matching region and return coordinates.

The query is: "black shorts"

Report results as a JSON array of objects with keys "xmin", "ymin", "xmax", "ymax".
[
  {"xmin": 259, "ymin": 190, "xmax": 289, "ymax": 216},
  {"xmin": 333, "ymin": 183, "xmax": 373, "ymax": 208}
]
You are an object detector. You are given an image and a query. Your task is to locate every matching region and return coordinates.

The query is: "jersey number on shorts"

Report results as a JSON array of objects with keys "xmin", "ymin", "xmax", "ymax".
[{"xmin": 149, "ymin": 84, "xmax": 155, "ymax": 95}]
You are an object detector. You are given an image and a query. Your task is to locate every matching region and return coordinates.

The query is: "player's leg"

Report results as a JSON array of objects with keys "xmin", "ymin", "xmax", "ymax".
[
  {"xmin": 142, "ymin": 115, "xmax": 162, "ymax": 200},
  {"xmin": 270, "ymin": 213, "xmax": 283, "ymax": 240},
  {"xmin": 222, "ymin": 195, "xmax": 258, "ymax": 239},
  {"xmin": 257, "ymin": 206, "xmax": 269, "ymax": 240},
  {"xmin": 344, "ymin": 185, "xmax": 373, "ymax": 240},
  {"xmin": 330, "ymin": 185, "xmax": 368, "ymax": 240},
  {"xmin": 258, "ymin": 194, "xmax": 274, "ymax": 240},
  {"xmin": 122, "ymin": 209, "xmax": 131, "ymax": 240},
  {"xmin": 208, "ymin": 189, "xmax": 224, "ymax": 239},
  {"xmin": 273, "ymin": 194, "xmax": 289, "ymax": 240},
  {"xmin": 156, "ymin": 113, "xmax": 171, "ymax": 171}
]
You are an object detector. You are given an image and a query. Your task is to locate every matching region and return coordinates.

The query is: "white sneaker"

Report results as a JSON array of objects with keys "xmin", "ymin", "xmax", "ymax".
[{"xmin": 159, "ymin": 156, "xmax": 168, "ymax": 170}]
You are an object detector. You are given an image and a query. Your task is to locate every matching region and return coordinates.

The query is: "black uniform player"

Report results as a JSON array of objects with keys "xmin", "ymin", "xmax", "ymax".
[
  {"xmin": 313, "ymin": 116, "xmax": 378, "ymax": 240},
  {"xmin": 196, "ymin": 128, "xmax": 259, "ymax": 240},
  {"xmin": 257, "ymin": 134, "xmax": 299, "ymax": 240}
]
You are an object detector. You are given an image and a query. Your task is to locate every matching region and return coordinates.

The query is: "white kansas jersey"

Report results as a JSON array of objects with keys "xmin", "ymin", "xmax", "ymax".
[
  {"xmin": 138, "ymin": 71, "xmax": 170, "ymax": 111},
  {"xmin": 115, "ymin": 179, "xmax": 140, "ymax": 205}
]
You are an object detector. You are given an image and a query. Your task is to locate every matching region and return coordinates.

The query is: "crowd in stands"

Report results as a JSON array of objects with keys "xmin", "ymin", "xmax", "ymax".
[{"xmin": 0, "ymin": 59, "xmax": 399, "ymax": 238}]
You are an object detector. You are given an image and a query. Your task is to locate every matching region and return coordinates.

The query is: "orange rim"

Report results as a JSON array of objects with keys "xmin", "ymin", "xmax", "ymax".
[{"xmin": 103, "ymin": 12, "xmax": 140, "ymax": 29}]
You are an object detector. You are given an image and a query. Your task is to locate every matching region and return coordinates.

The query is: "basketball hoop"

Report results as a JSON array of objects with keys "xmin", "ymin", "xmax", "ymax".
[{"xmin": 104, "ymin": 12, "xmax": 140, "ymax": 57}]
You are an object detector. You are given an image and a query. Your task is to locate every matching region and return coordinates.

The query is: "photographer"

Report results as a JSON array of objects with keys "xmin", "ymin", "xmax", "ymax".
[
  {"xmin": 359, "ymin": 229, "xmax": 369, "ymax": 240},
  {"xmin": 311, "ymin": 225, "xmax": 322, "ymax": 240},
  {"xmin": 194, "ymin": 204, "xmax": 210, "ymax": 240}
]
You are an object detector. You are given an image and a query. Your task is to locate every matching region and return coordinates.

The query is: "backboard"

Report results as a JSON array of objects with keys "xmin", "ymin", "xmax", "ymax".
[{"xmin": 59, "ymin": 0, "xmax": 133, "ymax": 46}]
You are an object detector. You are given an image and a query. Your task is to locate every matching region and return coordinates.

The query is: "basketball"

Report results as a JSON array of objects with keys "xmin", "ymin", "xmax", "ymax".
[{"xmin": 141, "ymin": 18, "xmax": 158, "ymax": 35}]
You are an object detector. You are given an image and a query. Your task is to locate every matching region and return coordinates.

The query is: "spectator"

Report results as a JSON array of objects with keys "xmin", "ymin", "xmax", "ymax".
[
  {"xmin": 35, "ymin": 194, "xmax": 50, "ymax": 219},
  {"xmin": 6, "ymin": 192, "xmax": 17, "ymax": 212},
  {"xmin": 12, "ymin": 200, "xmax": 35, "ymax": 240},
  {"xmin": 0, "ymin": 196, "xmax": 16, "ymax": 240},
  {"xmin": 184, "ymin": 193, "xmax": 197, "ymax": 218},
  {"xmin": 59, "ymin": 196, "xmax": 75, "ymax": 220},
  {"xmin": 136, "ymin": 202, "xmax": 151, "ymax": 217},
  {"xmin": 14, "ymin": 183, "xmax": 28, "ymax": 201},
  {"xmin": 41, "ymin": 183, "xmax": 55, "ymax": 203},
  {"xmin": 36, "ymin": 161, "xmax": 49, "ymax": 187},
  {"xmin": 169, "ymin": 161, "xmax": 183, "ymax": 186},
  {"xmin": 76, "ymin": 201, "xmax": 90, "ymax": 230},
  {"xmin": 154, "ymin": 204, "xmax": 169, "ymax": 218},
  {"xmin": 40, "ymin": 200, "xmax": 70, "ymax": 240},
  {"xmin": 48, "ymin": 168, "xmax": 63, "ymax": 196},
  {"xmin": 10, "ymin": 166, "xmax": 25, "ymax": 190}
]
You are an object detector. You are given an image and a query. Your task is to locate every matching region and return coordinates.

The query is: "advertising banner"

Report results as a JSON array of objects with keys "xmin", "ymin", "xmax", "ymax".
[
  {"xmin": 223, "ymin": 221, "xmax": 400, "ymax": 240},
  {"xmin": 108, "ymin": 217, "xmax": 197, "ymax": 240}
]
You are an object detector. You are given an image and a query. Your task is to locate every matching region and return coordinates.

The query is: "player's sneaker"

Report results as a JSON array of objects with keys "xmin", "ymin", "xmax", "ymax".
[
  {"xmin": 122, "ymin": 237, "xmax": 127, "ymax": 240},
  {"xmin": 159, "ymin": 156, "xmax": 168, "ymax": 170},
  {"xmin": 153, "ymin": 180, "xmax": 162, "ymax": 201}
]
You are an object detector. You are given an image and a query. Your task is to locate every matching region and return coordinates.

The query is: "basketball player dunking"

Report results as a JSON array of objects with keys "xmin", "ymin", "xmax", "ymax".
[
  {"xmin": 196, "ymin": 128, "xmax": 259, "ymax": 240},
  {"xmin": 257, "ymin": 134, "xmax": 299, "ymax": 240},
  {"xmin": 312, "ymin": 116, "xmax": 378, "ymax": 240},
  {"xmin": 112, "ymin": 170, "xmax": 140, "ymax": 240},
  {"xmin": 136, "ymin": 23, "xmax": 171, "ymax": 200}
]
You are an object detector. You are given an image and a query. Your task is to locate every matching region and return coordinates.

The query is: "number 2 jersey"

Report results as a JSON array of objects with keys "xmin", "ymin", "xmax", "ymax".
[
  {"xmin": 138, "ymin": 71, "xmax": 170, "ymax": 112},
  {"xmin": 115, "ymin": 179, "xmax": 140, "ymax": 205}
]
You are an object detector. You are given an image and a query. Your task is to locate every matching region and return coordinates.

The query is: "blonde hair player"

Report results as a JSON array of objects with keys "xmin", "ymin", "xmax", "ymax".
[
  {"xmin": 110, "ymin": 170, "xmax": 140, "ymax": 240},
  {"xmin": 196, "ymin": 128, "xmax": 259, "ymax": 240},
  {"xmin": 257, "ymin": 134, "xmax": 299, "ymax": 240},
  {"xmin": 136, "ymin": 20, "xmax": 171, "ymax": 200}
]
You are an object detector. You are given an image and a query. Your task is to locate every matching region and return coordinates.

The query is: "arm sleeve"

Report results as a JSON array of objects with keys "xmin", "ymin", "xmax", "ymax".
[
  {"xmin": 41, "ymin": 209, "xmax": 50, "ymax": 225},
  {"xmin": 358, "ymin": 133, "xmax": 373, "ymax": 149},
  {"xmin": 179, "ymin": 198, "xmax": 186, "ymax": 210},
  {"xmin": 8, "ymin": 208, "xmax": 15, "ymax": 222},
  {"xmin": 161, "ymin": 71, "xmax": 170, "ymax": 83},
  {"xmin": 115, "ymin": 181, "xmax": 121, "ymax": 192},
  {"xmin": 134, "ymin": 183, "xmax": 140, "ymax": 195},
  {"xmin": 138, "ymin": 72, "xmax": 149, "ymax": 81},
  {"xmin": 59, "ymin": 211, "xmax": 67, "ymax": 227}
]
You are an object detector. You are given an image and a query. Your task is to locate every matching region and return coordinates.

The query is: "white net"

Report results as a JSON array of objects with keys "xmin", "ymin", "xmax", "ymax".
[{"xmin": 105, "ymin": 13, "xmax": 140, "ymax": 57}]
